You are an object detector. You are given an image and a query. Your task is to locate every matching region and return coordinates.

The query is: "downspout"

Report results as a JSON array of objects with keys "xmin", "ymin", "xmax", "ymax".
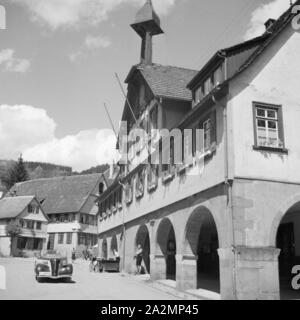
[
  {"xmin": 212, "ymin": 56, "xmax": 237, "ymax": 300},
  {"xmin": 119, "ymin": 181, "xmax": 126, "ymax": 272}
]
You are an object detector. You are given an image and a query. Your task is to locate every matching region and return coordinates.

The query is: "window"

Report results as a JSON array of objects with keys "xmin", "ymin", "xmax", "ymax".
[
  {"xmin": 162, "ymin": 137, "xmax": 175, "ymax": 174},
  {"xmin": 203, "ymin": 119, "xmax": 211, "ymax": 150},
  {"xmin": 194, "ymin": 86, "xmax": 204, "ymax": 105},
  {"xmin": 27, "ymin": 204, "xmax": 33, "ymax": 213},
  {"xmin": 212, "ymin": 66, "xmax": 223, "ymax": 87},
  {"xmin": 58, "ymin": 233, "xmax": 64, "ymax": 244},
  {"xmin": 66, "ymin": 233, "xmax": 73, "ymax": 245},
  {"xmin": 36, "ymin": 221, "xmax": 42, "ymax": 230},
  {"xmin": 33, "ymin": 239, "xmax": 42, "ymax": 250},
  {"xmin": 78, "ymin": 233, "xmax": 86, "ymax": 245},
  {"xmin": 118, "ymin": 188, "xmax": 123, "ymax": 207},
  {"xmin": 125, "ymin": 178, "xmax": 133, "ymax": 204},
  {"xmin": 253, "ymin": 103, "xmax": 284, "ymax": 149},
  {"xmin": 35, "ymin": 206, "xmax": 39, "ymax": 214},
  {"xmin": 150, "ymin": 105, "xmax": 158, "ymax": 133},
  {"xmin": 17, "ymin": 237, "xmax": 27, "ymax": 250},
  {"xmin": 25, "ymin": 220, "xmax": 34, "ymax": 229},
  {"xmin": 147, "ymin": 165, "xmax": 158, "ymax": 191},
  {"xmin": 135, "ymin": 170, "xmax": 145, "ymax": 199},
  {"xmin": 204, "ymin": 77, "xmax": 212, "ymax": 96}
]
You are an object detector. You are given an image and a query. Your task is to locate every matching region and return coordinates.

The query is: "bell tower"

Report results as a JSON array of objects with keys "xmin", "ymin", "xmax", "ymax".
[{"xmin": 131, "ymin": 0, "xmax": 164, "ymax": 65}]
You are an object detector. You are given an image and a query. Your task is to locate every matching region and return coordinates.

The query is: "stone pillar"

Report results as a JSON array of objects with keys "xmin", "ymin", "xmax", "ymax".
[
  {"xmin": 151, "ymin": 254, "xmax": 166, "ymax": 281},
  {"xmin": 176, "ymin": 254, "xmax": 197, "ymax": 291},
  {"xmin": 218, "ymin": 248, "xmax": 236, "ymax": 300},
  {"xmin": 234, "ymin": 246, "xmax": 280, "ymax": 300}
]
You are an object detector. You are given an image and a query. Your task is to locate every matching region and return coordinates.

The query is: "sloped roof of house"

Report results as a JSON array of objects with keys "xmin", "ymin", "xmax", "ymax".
[
  {"xmin": 9, "ymin": 174, "xmax": 102, "ymax": 215},
  {"xmin": 0, "ymin": 196, "xmax": 35, "ymax": 219},
  {"xmin": 187, "ymin": 34, "xmax": 269, "ymax": 89},
  {"xmin": 126, "ymin": 63, "xmax": 198, "ymax": 101},
  {"xmin": 230, "ymin": 0, "xmax": 300, "ymax": 81},
  {"xmin": 188, "ymin": 1, "xmax": 300, "ymax": 89}
]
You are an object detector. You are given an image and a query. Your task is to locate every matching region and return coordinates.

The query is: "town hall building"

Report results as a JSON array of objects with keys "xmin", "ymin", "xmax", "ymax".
[{"xmin": 97, "ymin": 0, "xmax": 300, "ymax": 300}]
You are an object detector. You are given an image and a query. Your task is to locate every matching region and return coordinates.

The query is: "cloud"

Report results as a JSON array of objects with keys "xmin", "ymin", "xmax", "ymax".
[
  {"xmin": 0, "ymin": 104, "xmax": 117, "ymax": 171},
  {"xmin": 0, "ymin": 105, "xmax": 56, "ymax": 159},
  {"xmin": 13, "ymin": 0, "xmax": 176, "ymax": 30},
  {"xmin": 69, "ymin": 34, "xmax": 111, "ymax": 62},
  {"xmin": 0, "ymin": 49, "xmax": 31, "ymax": 73},
  {"xmin": 85, "ymin": 34, "xmax": 111, "ymax": 50},
  {"xmin": 244, "ymin": 0, "xmax": 290, "ymax": 40}
]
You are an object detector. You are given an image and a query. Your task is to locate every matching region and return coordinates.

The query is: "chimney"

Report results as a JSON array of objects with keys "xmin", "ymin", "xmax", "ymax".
[{"xmin": 264, "ymin": 18, "xmax": 276, "ymax": 30}]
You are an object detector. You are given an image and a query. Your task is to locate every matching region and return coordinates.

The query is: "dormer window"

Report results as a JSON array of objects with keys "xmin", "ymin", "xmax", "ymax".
[
  {"xmin": 194, "ymin": 86, "xmax": 203, "ymax": 105},
  {"xmin": 213, "ymin": 66, "xmax": 223, "ymax": 88},
  {"xmin": 99, "ymin": 182, "xmax": 104, "ymax": 195},
  {"xmin": 204, "ymin": 78, "xmax": 212, "ymax": 96}
]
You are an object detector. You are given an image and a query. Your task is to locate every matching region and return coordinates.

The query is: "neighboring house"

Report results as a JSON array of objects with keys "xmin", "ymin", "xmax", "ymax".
[
  {"xmin": 9, "ymin": 173, "xmax": 110, "ymax": 259},
  {"xmin": 97, "ymin": 0, "xmax": 300, "ymax": 300},
  {"xmin": 0, "ymin": 196, "xmax": 48, "ymax": 257}
]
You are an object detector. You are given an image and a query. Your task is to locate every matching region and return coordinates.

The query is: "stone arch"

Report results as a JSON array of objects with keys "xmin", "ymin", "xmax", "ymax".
[
  {"xmin": 135, "ymin": 224, "xmax": 151, "ymax": 274},
  {"xmin": 271, "ymin": 195, "xmax": 300, "ymax": 299},
  {"xmin": 270, "ymin": 194, "xmax": 300, "ymax": 247},
  {"xmin": 183, "ymin": 205, "xmax": 220, "ymax": 292},
  {"xmin": 156, "ymin": 218, "xmax": 177, "ymax": 280}
]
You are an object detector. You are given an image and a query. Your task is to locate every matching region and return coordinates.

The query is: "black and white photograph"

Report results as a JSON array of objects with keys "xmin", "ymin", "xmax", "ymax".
[{"xmin": 0, "ymin": 0, "xmax": 300, "ymax": 304}]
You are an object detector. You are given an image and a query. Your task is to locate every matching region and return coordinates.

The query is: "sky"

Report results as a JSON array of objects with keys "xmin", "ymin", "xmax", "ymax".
[{"xmin": 0, "ymin": 0, "xmax": 294, "ymax": 171}]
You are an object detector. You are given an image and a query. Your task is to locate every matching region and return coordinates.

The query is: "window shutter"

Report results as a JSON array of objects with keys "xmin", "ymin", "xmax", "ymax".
[{"xmin": 210, "ymin": 110, "xmax": 217, "ymax": 144}]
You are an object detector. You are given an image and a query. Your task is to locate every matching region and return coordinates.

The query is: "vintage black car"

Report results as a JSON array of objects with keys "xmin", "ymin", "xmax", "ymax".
[{"xmin": 34, "ymin": 251, "xmax": 73, "ymax": 282}]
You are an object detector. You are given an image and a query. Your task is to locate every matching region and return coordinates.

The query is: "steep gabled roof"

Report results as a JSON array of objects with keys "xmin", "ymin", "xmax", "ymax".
[
  {"xmin": 0, "ymin": 196, "xmax": 35, "ymax": 219},
  {"xmin": 229, "ymin": 0, "xmax": 300, "ymax": 81},
  {"xmin": 188, "ymin": 1, "xmax": 300, "ymax": 90},
  {"xmin": 126, "ymin": 63, "xmax": 198, "ymax": 101},
  {"xmin": 9, "ymin": 174, "xmax": 102, "ymax": 215},
  {"xmin": 187, "ymin": 34, "xmax": 269, "ymax": 89}
]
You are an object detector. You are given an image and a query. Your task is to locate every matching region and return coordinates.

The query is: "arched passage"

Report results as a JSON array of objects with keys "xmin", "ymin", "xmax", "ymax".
[
  {"xmin": 135, "ymin": 225, "xmax": 150, "ymax": 274},
  {"xmin": 156, "ymin": 218, "xmax": 177, "ymax": 280},
  {"xmin": 275, "ymin": 201, "xmax": 300, "ymax": 300},
  {"xmin": 110, "ymin": 235, "xmax": 118, "ymax": 258},
  {"xmin": 184, "ymin": 207, "xmax": 220, "ymax": 293},
  {"xmin": 102, "ymin": 239, "xmax": 108, "ymax": 260}
]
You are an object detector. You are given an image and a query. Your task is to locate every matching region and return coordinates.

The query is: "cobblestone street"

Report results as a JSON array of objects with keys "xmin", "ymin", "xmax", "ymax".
[{"xmin": 0, "ymin": 258, "xmax": 180, "ymax": 300}]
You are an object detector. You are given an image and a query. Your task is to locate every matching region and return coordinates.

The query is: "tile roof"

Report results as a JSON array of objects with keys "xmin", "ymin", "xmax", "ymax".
[
  {"xmin": 9, "ymin": 174, "xmax": 102, "ymax": 215},
  {"xmin": 0, "ymin": 196, "xmax": 35, "ymax": 219},
  {"xmin": 128, "ymin": 64, "xmax": 198, "ymax": 101}
]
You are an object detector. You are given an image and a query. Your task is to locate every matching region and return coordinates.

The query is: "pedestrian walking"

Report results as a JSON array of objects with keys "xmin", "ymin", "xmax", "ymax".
[
  {"xmin": 72, "ymin": 248, "xmax": 76, "ymax": 264},
  {"xmin": 134, "ymin": 244, "xmax": 143, "ymax": 275}
]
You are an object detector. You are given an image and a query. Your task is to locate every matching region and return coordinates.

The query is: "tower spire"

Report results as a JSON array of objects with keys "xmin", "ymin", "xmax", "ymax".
[{"xmin": 131, "ymin": 0, "xmax": 164, "ymax": 65}]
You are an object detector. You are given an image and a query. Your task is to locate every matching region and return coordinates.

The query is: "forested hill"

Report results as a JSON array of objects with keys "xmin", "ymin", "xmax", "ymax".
[{"xmin": 0, "ymin": 160, "xmax": 109, "ymax": 181}]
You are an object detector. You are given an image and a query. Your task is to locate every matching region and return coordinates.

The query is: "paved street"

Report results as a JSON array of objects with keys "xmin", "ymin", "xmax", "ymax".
[{"xmin": 0, "ymin": 258, "xmax": 179, "ymax": 300}]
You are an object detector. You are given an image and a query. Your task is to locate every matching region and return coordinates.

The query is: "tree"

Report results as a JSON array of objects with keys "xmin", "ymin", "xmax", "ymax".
[
  {"xmin": 6, "ymin": 221, "xmax": 22, "ymax": 256},
  {"xmin": 1, "ymin": 155, "xmax": 29, "ymax": 190}
]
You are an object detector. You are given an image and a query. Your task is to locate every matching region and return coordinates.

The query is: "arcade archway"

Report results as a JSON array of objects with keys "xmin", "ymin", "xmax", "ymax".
[
  {"xmin": 156, "ymin": 218, "xmax": 177, "ymax": 281},
  {"xmin": 135, "ymin": 225, "xmax": 150, "ymax": 274},
  {"xmin": 275, "ymin": 201, "xmax": 300, "ymax": 300},
  {"xmin": 184, "ymin": 207, "xmax": 220, "ymax": 293}
]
